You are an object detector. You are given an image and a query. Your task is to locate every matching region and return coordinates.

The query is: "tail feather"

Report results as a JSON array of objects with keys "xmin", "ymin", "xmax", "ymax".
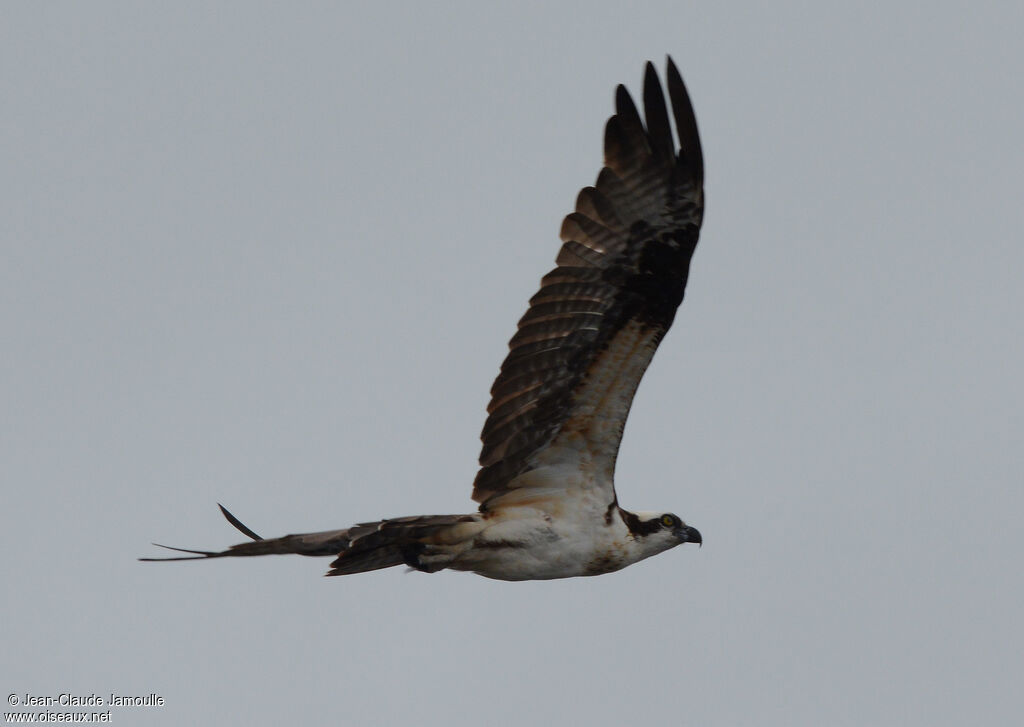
[
  {"xmin": 140, "ymin": 505, "xmax": 482, "ymax": 577},
  {"xmin": 326, "ymin": 547, "xmax": 408, "ymax": 575},
  {"xmin": 326, "ymin": 514, "xmax": 479, "ymax": 576}
]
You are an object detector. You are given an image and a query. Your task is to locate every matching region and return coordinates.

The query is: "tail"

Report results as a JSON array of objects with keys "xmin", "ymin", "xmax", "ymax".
[{"xmin": 140, "ymin": 504, "xmax": 481, "ymax": 576}]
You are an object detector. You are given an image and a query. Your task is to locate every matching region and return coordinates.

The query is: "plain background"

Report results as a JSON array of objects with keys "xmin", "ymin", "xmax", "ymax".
[{"xmin": 3, "ymin": 2, "xmax": 1021, "ymax": 725}]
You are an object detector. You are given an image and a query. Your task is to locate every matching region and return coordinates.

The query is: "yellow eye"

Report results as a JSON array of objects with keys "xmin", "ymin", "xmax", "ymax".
[{"xmin": 661, "ymin": 514, "xmax": 675, "ymax": 528}]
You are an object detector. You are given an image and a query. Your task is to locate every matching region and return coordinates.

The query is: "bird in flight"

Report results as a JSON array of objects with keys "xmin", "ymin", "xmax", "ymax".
[{"xmin": 142, "ymin": 58, "xmax": 705, "ymax": 580}]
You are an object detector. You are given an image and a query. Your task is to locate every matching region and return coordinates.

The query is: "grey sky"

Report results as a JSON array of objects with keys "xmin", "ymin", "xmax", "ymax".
[{"xmin": 3, "ymin": 2, "xmax": 1022, "ymax": 725}]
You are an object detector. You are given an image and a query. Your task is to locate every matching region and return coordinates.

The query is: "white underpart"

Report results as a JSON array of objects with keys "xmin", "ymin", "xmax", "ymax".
[{"xmin": 436, "ymin": 467, "xmax": 680, "ymax": 581}]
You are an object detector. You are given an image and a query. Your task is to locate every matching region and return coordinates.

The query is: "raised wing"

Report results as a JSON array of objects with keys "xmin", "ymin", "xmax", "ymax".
[{"xmin": 473, "ymin": 58, "xmax": 705, "ymax": 509}]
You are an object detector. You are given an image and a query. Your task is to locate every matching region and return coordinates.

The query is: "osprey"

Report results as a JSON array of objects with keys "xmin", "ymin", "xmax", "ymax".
[{"xmin": 143, "ymin": 58, "xmax": 705, "ymax": 581}]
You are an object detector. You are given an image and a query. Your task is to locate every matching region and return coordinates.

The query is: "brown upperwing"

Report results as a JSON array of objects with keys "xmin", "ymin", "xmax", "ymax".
[{"xmin": 473, "ymin": 59, "xmax": 705, "ymax": 509}]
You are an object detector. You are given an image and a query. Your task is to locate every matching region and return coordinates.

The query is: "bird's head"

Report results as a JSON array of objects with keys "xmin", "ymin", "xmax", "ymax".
[{"xmin": 620, "ymin": 509, "xmax": 702, "ymax": 559}]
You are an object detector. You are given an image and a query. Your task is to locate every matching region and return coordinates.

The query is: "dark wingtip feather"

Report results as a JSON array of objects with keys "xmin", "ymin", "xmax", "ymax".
[
  {"xmin": 140, "ymin": 505, "xmax": 262, "ymax": 561},
  {"xmin": 665, "ymin": 56, "xmax": 704, "ymax": 184},
  {"xmin": 605, "ymin": 83, "xmax": 649, "ymax": 175},
  {"xmin": 218, "ymin": 503, "xmax": 263, "ymax": 541},
  {"xmin": 602, "ymin": 115, "xmax": 629, "ymax": 167},
  {"xmin": 138, "ymin": 543, "xmax": 221, "ymax": 562},
  {"xmin": 614, "ymin": 84, "xmax": 638, "ymax": 121},
  {"xmin": 642, "ymin": 60, "xmax": 673, "ymax": 164}
]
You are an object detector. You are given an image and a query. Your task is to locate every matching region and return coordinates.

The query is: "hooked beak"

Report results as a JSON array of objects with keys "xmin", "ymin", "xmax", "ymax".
[{"xmin": 677, "ymin": 525, "xmax": 702, "ymax": 547}]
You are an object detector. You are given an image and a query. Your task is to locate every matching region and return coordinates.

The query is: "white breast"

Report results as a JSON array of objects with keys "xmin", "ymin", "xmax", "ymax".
[{"xmin": 447, "ymin": 501, "xmax": 637, "ymax": 581}]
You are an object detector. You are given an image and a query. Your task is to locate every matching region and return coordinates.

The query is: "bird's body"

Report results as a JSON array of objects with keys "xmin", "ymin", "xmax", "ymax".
[
  {"xmin": 443, "ymin": 507, "xmax": 647, "ymax": 582},
  {"xmin": 143, "ymin": 58, "xmax": 706, "ymax": 581},
  {"xmin": 450, "ymin": 506, "xmax": 691, "ymax": 581}
]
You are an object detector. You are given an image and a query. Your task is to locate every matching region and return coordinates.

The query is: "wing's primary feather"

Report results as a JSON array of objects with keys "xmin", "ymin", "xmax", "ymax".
[{"xmin": 473, "ymin": 58, "xmax": 704, "ymax": 508}]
